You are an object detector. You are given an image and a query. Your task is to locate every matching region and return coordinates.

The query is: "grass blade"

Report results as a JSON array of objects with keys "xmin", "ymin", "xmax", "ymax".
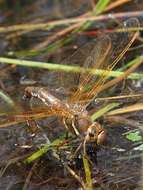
[
  {"xmin": 91, "ymin": 102, "xmax": 121, "ymax": 121},
  {"xmin": 94, "ymin": 0, "xmax": 110, "ymax": 15},
  {"xmin": 83, "ymin": 156, "xmax": 93, "ymax": 190},
  {"xmin": 24, "ymin": 136, "xmax": 65, "ymax": 164},
  {"xmin": 0, "ymin": 56, "xmax": 143, "ymax": 79}
]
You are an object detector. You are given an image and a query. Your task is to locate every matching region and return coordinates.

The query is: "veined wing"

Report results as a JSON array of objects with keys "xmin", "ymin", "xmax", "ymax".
[
  {"xmin": 45, "ymin": 33, "xmax": 111, "ymax": 101},
  {"xmin": 67, "ymin": 34, "xmax": 111, "ymax": 103},
  {"xmin": 0, "ymin": 105, "xmax": 73, "ymax": 128},
  {"xmin": 67, "ymin": 18, "xmax": 139, "ymax": 106}
]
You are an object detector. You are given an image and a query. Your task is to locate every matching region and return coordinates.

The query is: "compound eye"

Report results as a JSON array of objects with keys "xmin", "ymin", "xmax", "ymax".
[{"xmin": 97, "ymin": 130, "xmax": 107, "ymax": 145}]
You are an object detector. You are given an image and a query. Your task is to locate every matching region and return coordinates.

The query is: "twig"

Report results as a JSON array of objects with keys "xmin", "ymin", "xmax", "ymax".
[
  {"xmin": 105, "ymin": 115, "xmax": 143, "ymax": 131},
  {"xmin": 1, "ymin": 11, "xmax": 143, "ymax": 34},
  {"xmin": 52, "ymin": 151, "xmax": 87, "ymax": 190},
  {"xmin": 22, "ymin": 161, "xmax": 38, "ymax": 190},
  {"xmin": 105, "ymin": 0, "xmax": 131, "ymax": 11},
  {"xmin": 106, "ymin": 103, "xmax": 143, "ymax": 115}
]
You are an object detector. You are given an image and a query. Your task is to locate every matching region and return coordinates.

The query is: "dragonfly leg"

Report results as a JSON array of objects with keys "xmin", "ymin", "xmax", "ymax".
[
  {"xmin": 27, "ymin": 120, "xmax": 51, "ymax": 147},
  {"xmin": 63, "ymin": 117, "xmax": 80, "ymax": 136}
]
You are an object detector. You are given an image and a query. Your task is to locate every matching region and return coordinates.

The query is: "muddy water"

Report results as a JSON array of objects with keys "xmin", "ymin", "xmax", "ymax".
[{"xmin": 0, "ymin": 1, "xmax": 143, "ymax": 189}]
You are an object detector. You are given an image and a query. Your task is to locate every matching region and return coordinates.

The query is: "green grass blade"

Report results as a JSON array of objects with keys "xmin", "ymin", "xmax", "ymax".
[
  {"xmin": 0, "ymin": 56, "xmax": 143, "ymax": 80},
  {"xmin": 83, "ymin": 156, "xmax": 93, "ymax": 190},
  {"xmin": 0, "ymin": 90, "xmax": 15, "ymax": 107},
  {"xmin": 118, "ymin": 55, "xmax": 143, "ymax": 72},
  {"xmin": 93, "ymin": 0, "xmax": 110, "ymax": 15},
  {"xmin": 91, "ymin": 102, "xmax": 121, "ymax": 121},
  {"xmin": 24, "ymin": 136, "xmax": 65, "ymax": 164}
]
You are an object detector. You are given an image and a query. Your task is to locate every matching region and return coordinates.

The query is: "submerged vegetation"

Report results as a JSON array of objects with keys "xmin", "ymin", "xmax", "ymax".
[{"xmin": 0, "ymin": 0, "xmax": 143, "ymax": 190}]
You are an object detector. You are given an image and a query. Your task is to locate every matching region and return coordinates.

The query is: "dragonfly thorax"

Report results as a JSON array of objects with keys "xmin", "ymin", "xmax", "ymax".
[
  {"xmin": 66, "ymin": 103, "xmax": 88, "ymax": 116},
  {"xmin": 64, "ymin": 102, "xmax": 92, "ymax": 136}
]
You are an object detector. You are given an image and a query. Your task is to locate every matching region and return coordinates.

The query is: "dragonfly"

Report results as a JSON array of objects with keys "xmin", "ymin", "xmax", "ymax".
[{"xmin": 0, "ymin": 18, "xmax": 140, "ymax": 154}]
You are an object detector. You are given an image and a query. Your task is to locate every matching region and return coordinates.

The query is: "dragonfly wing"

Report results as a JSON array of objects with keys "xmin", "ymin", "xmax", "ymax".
[
  {"xmin": 43, "ymin": 35, "xmax": 111, "ymax": 101},
  {"xmin": 68, "ymin": 18, "xmax": 139, "ymax": 106},
  {"xmin": 0, "ymin": 105, "xmax": 73, "ymax": 128},
  {"xmin": 67, "ymin": 34, "xmax": 111, "ymax": 103}
]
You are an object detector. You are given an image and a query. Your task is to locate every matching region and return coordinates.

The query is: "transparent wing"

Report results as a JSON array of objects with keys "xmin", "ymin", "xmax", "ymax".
[
  {"xmin": 67, "ymin": 18, "xmax": 139, "ymax": 106},
  {"xmin": 0, "ymin": 105, "xmax": 73, "ymax": 128},
  {"xmin": 48, "ymin": 32, "xmax": 111, "ymax": 101},
  {"xmin": 67, "ymin": 35, "xmax": 111, "ymax": 103}
]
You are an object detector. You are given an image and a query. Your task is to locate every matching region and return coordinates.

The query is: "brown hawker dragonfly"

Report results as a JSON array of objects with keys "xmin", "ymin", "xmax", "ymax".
[{"xmin": 0, "ymin": 18, "xmax": 140, "ymax": 152}]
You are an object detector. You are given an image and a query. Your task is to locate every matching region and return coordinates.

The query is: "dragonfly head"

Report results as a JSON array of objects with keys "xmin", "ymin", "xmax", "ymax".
[{"xmin": 85, "ymin": 122, "xmax": 107, "ymax": 145}]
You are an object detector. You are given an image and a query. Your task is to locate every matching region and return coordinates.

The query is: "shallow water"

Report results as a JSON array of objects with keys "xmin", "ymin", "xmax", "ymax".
[{"xmin": 0, "ymin": 1, "xmax": 143, "ymax": 189}]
